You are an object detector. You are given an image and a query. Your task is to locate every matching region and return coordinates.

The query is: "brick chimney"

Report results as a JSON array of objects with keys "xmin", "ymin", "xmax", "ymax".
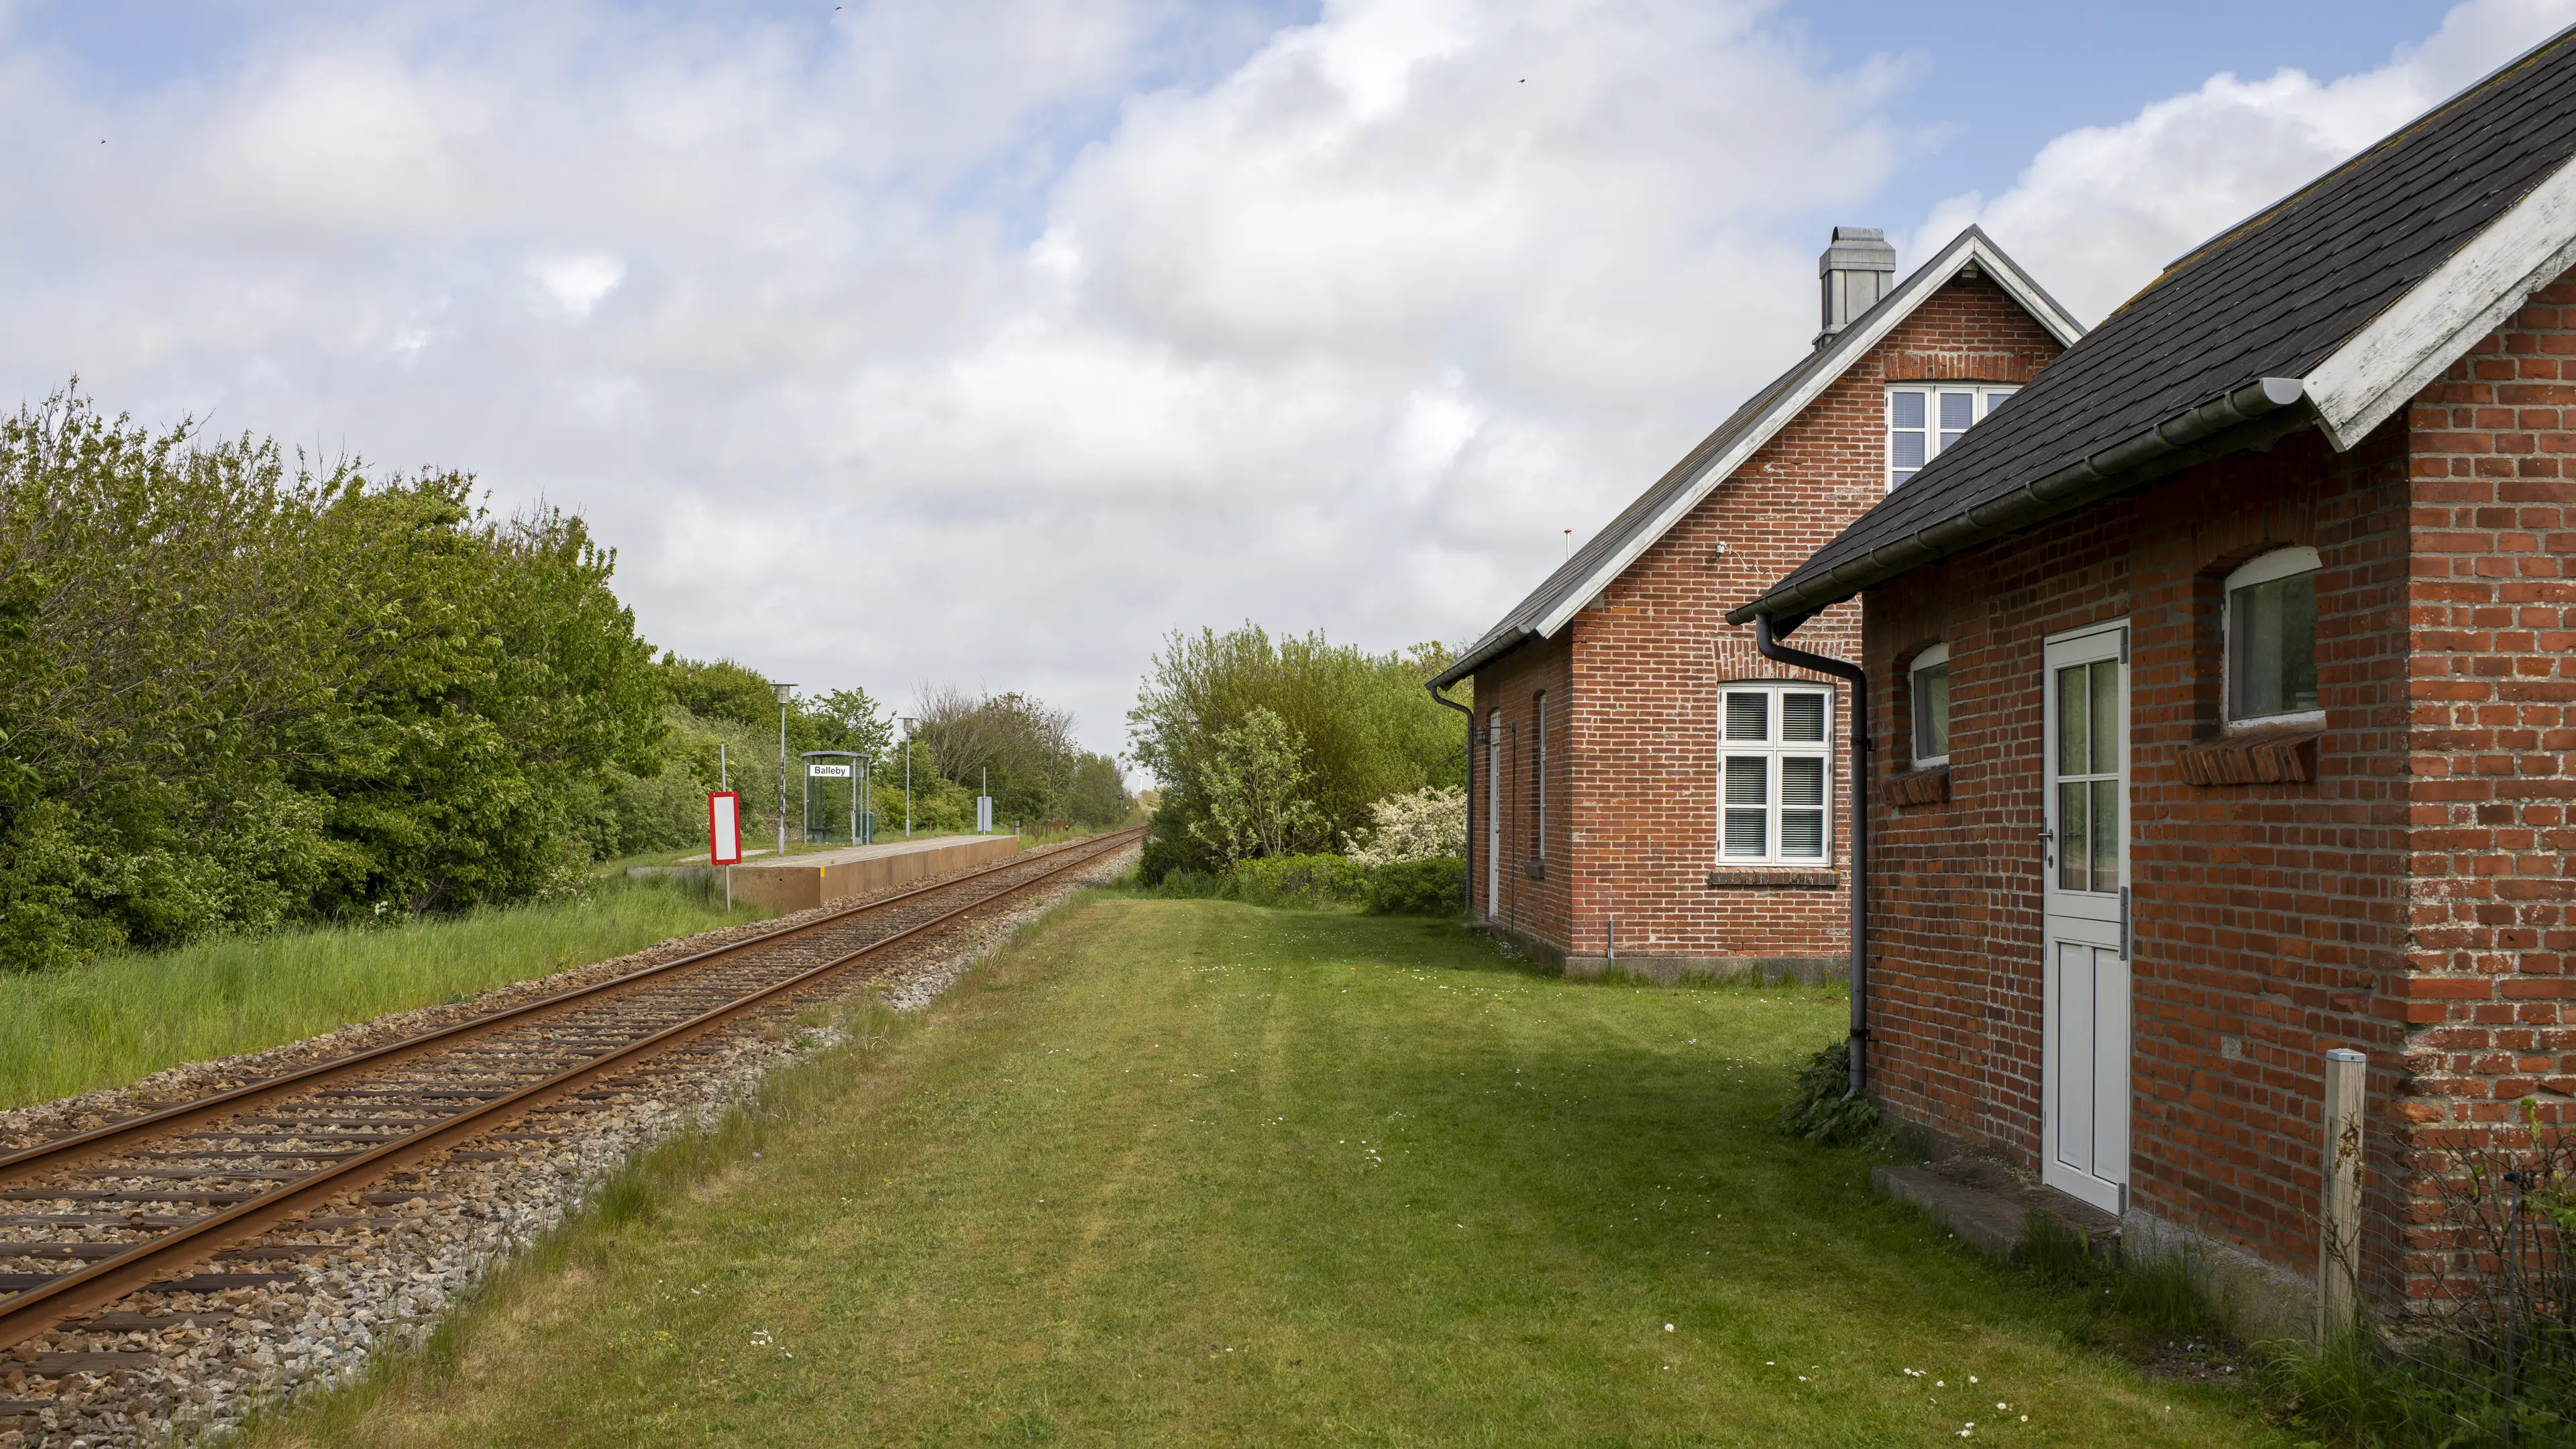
[{"xmin": 1818, "ymin": 226, "xmax": 1896, "ymax": 345}]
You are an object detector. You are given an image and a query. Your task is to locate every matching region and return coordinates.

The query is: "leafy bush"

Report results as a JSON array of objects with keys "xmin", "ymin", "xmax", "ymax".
[
  {"xmin": 1191, "ymin": 708, "xmax": 1330, "ymax": 863},
  {"xmin": 1346, "ymin": 787, "xmax": 1467, "ymax": 866},
  {"xmin": 1774, "ymin": 1038, "xmax": 1884, "ymax": 1146},
  {"xmin": 1230, "ymin": 853, "xmax": 1366, "ymax": 908},
  {"xmin": 1362, "ymin": 857, "xmax": 1466, "ymax": 916},
  {"xmin": 0, "ymin": 390, "xmax": 665, "ymax": 967},
  {"xmin": 1127, "ymin": 624, "xmax": 1466, "ymax": 881}
]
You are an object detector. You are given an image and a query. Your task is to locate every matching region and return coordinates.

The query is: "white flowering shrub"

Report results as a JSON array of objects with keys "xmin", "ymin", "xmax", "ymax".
[{"xmin": 1344, "ymin": 786, "xmax": 1467, "ymax": 866}]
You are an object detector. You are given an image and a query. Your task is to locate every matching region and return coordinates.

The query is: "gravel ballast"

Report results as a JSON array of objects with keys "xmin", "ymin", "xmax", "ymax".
[{"xmin": 0, "ymin": 843, "xmax": 1136, "ymax": 1448}]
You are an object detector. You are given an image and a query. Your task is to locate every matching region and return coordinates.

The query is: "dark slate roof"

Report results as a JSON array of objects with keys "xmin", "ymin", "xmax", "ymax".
[
  {"xmin": 1737, "ymin": 24, "xmax": 2576, "ymax": 626},
  {"xmin": 1433, "ymin": 226, "xmax": 2076, "ymax": 688}
]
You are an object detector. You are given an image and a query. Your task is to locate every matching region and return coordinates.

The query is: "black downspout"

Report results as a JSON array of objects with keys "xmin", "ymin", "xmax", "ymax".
[
  {"xmin": 1754, "ymin": 613, "xmax": 1870, "ymax": 1097},
  {"xmin": 1428, "ymin": 682, "xmax": 1475, "ymax": 916}
]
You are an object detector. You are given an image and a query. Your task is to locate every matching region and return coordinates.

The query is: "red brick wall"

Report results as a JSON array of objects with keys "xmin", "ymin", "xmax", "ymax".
[
  {"xmin": 2389, "ymin": 276, "xmax": 2576, "ymax": 1304},
  {"xmin": 1864, "ymin": 425, "xmax": 2415, "ymax": 1280},
  {"xmin": 1468, "ymin": 631, "xmax": 1574, "ymax": 949},
  {"xmin": 1856, "ymin": 269, "xmax": 2576, "ymax": 1301},
  {"xmin": 1471, "ymin": 274, "xmax": 2063, "ymax": 967}
]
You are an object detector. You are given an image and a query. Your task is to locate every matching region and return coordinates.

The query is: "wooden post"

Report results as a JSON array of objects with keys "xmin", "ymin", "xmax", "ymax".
[{"xmin": 2319, "ymin": 1047, "xmax": 2367, "ymax": 1340}]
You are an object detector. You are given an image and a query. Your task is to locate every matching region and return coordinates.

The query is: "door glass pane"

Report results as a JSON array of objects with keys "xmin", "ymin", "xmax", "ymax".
[
  {"xmin": 2089, "ymin": 660, "xmax": 2119, "ymax": 775},
  {"xmin": 1782, "ymin": 810, "xmax": 1824, "ymax": 857},
  {"xmin": 1781, "ymin": 757, "xmax": 1823, "ymax": 806},
  {"xmin": 1725, "ymin": 693, "xmax": 1768, "ymax": 742},
  {"xmin": 1725, "ymin": 757, "xmax": 1768, "ymax": 805},
  {"xmin": 2090, "ymin": 779, "xmax": 2121, "ymax": 887},
  {"xmin": 1782, "ymin": 693, "xmax": 1825, "ymax": 743},
  {"xmin": 2059, "ymin": 782, "xmax": 2089, "ymax": 891},
  {"xmin": 1723, "ymin": 810, "xmax": 1767, "ymax": 857},
  {"xmin": 2056, "ymin": 666, "xmax": 2088, "ymax": 777}
]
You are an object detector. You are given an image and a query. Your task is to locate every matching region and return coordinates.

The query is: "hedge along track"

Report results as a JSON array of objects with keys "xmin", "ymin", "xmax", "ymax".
[{"xmin": 0, "ymin": 827, "xmax": 1143, "ymax": 1362}]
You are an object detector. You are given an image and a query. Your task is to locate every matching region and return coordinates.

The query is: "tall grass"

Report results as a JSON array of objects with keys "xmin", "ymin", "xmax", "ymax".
[{"xmin": 0, "ymin": 875, "xmax": 771, "ymax": 1110}]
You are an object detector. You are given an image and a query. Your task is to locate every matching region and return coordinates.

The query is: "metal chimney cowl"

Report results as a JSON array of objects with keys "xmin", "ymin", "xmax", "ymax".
[{"xmin": 1818, "ymin": 226, "xmax": 1897, "ymax": 343}]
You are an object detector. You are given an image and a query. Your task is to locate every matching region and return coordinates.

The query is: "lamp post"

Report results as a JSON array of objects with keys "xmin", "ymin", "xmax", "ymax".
[
  {"xmin": 774, "ymin": 682, "xmax": 796, "ymax": 857},
  {"xmin": 900, "ymin": 716, "xmax": 916, "ymax": 838}
]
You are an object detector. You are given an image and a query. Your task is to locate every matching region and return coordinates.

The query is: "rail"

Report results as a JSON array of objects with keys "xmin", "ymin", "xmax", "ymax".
[{"xmin": 0, "ymin": 826, "xmax": 1142, "ymax": 1353}]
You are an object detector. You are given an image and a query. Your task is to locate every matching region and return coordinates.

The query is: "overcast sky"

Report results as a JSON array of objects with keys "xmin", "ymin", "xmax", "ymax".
[{"xmin": 4, "ymin": 0, "xmax": 2569, "ymax": 769}]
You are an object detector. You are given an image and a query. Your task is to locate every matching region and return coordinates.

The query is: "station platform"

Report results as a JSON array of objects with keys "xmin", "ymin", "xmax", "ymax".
[{"xmin": 636, "ymin": 833, "xmax": 1023, "ymax": 914}]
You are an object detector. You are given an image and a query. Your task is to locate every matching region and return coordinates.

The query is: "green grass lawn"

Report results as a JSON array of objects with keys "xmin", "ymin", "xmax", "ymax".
[
  {"xmin": 251, "ymin": 895, "xmax": 2284, "ymax": 1447},
  {"xmin": 0, "ymin": 875, "xmax": 771, "ymax": 1110}
]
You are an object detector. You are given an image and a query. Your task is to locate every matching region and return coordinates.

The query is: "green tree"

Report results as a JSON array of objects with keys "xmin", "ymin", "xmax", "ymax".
[
  {"xmin": 0, "ymin": 388, "xmax": 663, "ymax": 965},
  {"xmin": 1188, "ymin": 708, "xmax": 1327, "ymax": 863},
  {"xmin": 1126, "ymin": 625, "xmax": 1468, "ymax": 881}
]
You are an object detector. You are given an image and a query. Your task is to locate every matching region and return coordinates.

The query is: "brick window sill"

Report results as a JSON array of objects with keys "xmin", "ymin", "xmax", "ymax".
[
  {"xmin": 1887, "ymin": 763, "xmax": 1951, "ymax": 807},
  {"xmin": 1706, "ymin": 867, "xmax": 1841, "ymax": 890},
  {"xmin": 2177, "ymin": 725, "xmax": 2322, "ymax": 786}
]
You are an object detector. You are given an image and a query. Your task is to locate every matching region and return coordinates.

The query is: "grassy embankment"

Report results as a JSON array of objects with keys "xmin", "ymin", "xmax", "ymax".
[
  {"xmin": 251, "ymin": 894, "xmax": 2282, "ymax": 1448},
  {"xmin": 0, "ymin": 875, "xmax": 772, "ymax": 1110}
]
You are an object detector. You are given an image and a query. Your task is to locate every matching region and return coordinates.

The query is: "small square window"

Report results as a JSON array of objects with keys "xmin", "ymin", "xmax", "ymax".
[
  {"xmin": 1909, "ymin": 643, "xmax": 1950, "ymax": 766},
  {"xmin": 2224, "ymin": 548, "xmax": 2321, "ymax": 722}
]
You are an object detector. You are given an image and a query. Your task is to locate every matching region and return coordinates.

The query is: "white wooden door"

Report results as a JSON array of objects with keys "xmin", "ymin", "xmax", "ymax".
[{"xmin": 2041, "ymin": 623, "xmax": 2132, "ymax": 1214}]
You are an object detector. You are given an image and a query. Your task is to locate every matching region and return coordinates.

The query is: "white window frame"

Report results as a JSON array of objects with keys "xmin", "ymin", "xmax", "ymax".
[
  {"xmin": 1717, "ymin": 682, "xmax": 1834, "ymax": 865},
  {"xmin": 1886, "ymin": 384, "xmax": 2017, "ymax": 490},
  {"xmin": 1532, "ymin": 691, "xmax": 1547, "ymax": 861},
  {"xmin": 2222, "ymin": 546, "xmax": 2324, "ymax": 729},
  {"xmin": 1909, "ymin": 642, "xmax": 1951, "ymax": 767}
]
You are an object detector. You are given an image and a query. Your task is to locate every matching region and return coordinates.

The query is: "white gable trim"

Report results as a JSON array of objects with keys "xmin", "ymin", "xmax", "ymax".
[
  {"xmin": 1529, "ymin": 230, "xmax": 2084, "ymax": 641},
  {"xmin": 2306, "ymin": 149, "xmax": 2576, "ymax": 452}
]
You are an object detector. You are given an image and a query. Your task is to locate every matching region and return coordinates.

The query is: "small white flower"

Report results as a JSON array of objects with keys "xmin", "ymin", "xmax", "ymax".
[{"xmin": 1664, "ymin": 1324, "xmax": 1674, "ymax": 1332}]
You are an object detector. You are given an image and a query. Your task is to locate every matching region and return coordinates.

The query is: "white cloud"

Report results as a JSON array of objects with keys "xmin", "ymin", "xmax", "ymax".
[
  {"xmin": 1913, "ymin": 0, "xmax": 2576, "ymax": 323},
  {"xmin": 0, "ymin": 0, "xmax": 2559, "ymax": 770},
  {"xmin": 536, "ymin": 254, "xmax": 627, "ymax": 317}
]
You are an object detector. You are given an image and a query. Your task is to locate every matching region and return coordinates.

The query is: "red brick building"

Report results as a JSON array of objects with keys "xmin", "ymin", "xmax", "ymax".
[
  {"xmin": 1733, "ymin": 34, "xmax": 2576, "ymax": 1326},
  {"xmin": 1433, "ymin": 227, "xmax": 2079, "ymax": 980}
]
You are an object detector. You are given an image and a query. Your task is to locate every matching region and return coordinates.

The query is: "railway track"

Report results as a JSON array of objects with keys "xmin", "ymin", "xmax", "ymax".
[{"xmin": 0, "ymin": 827, "xmax": 1142, "ymax": 1369}]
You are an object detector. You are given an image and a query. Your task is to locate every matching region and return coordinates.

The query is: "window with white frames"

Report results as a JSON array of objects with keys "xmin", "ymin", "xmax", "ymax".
[
  {"xmin": 1909, "ymin": 643, "xmax": 1950, "ymax": 766},
  {"xmin": 1532, "ymin": 692, "xmax": 1547, "ymax": 861},
  {"xmin": 2225, "ymin": 546, "xmax": 2321, "ymax": 723},
  {"xmin": 1719, "ymin": 684, "xmax": 1832, "ymax": 863},
  {"xmin": 1887, "ymin": 384, "xmax": 2017, "ymax": 489}
]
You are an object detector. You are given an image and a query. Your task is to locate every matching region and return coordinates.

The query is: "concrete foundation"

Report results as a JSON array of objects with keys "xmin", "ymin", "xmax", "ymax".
[
  {"xmin": 1475, "ymin": 921, "xmax": 1846, "ymax": 985},
  {"xmin": 1870, "ymin": 1118, "xmax": 2317, "ymax": 1344},
  {"xmin": 1562, "ymin": 953, "xmax": 1847, "ymax": 985}
]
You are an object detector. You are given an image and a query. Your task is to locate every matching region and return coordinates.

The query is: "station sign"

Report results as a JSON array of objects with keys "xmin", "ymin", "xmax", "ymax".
[
  {"xmin": 707, "ymin": 791, "xmax": 742, "ymax": 865},
  {"xmin": 808, "ymin": 763, "xmax": 854, "ymax": 778}
]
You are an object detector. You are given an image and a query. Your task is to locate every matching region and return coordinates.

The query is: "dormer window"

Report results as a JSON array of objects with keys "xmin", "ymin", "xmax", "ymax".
[{"xmin": 1887, "ymin": 385, "xmax": 2015, "ymax": 488}]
